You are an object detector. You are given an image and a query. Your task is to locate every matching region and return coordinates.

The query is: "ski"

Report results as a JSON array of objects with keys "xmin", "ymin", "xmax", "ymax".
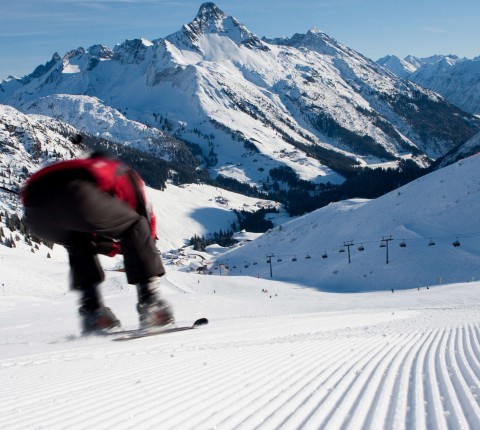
[{"xmin": 112, "ymin": 317, "xmax": 208, "ymax": 341}]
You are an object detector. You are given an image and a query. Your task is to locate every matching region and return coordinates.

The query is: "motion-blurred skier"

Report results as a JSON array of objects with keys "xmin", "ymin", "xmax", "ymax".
[{"xmin": 21, "ymin": 135, "xmax": 174, "ymax": 334}]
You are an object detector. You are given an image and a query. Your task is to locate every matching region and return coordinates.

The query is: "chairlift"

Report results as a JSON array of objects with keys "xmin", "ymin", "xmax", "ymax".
[
  {"xmin": 277, "ymin": 258, "xmax": 283, "ymax": 262},
  {"xmin": 305, "ymin": 254, "xmax": 311, "ymax": 259},
  {"xmin": 358, "ymin": 244, "xmax": 364, "ymax": 251},
  {"xmin": 322, "ymin": 252, "xmax": 328, "ymax": 259},
  {"xmin": 339, "ymin": 248, "xmax": 346, "ymax": 253},
  {"xmin": 428, "ymin": 240, "xmax": 435, "ymax": 246},
  {"xmin": 399, "ymin": 240, "xmax": 407, "ymax": 248},
  {"xmin": 292, "ymin": 256, "xmax": 297, "ymax": 262},
  {"xmin": 253, "ymin": 261, "xmax": 258, "ymax": 265},
  {"xmin": 380, "ymin": 241, "xmax": 386, "ymax": 248},
  {"xmin": 244, "ymin": 264, "xmax": 249, "ymax": 268},
  {"xmin": 452, "ymin": 239, "xmax": 460, "ymax": 247}
]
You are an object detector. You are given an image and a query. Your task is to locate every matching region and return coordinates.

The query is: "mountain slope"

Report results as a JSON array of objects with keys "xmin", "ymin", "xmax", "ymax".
[
  {"xmin": 1, "ymin": 3, "xmax": 478, "ymax": 190},
  {"xmin": 0, "ymin": 104, "xmax": 82, "ymax": 193},
  {"xmin": 409, "ymin": 56, "xmax": 480, "ymax": 115},
  {"xmin": 432, "ymin": 130, "xmax": 480, "ymax": 168},
  {"xmin": 23, "ymin": 94, "xmax": 189, "ymax": 160},
  {"xmin": 220, "ymin": 153, "xmax": 480, "ymax": 291},
  {"xmin": 378, "ymin": 54, "xmax": 480, "ymax": 115},
  {"xmin": 377, "ymin": 54, "xmax": 460, "ymax": 78},
  {"xmin": 0, "ymin": 104, "xmax": 280, "ymax": 255},
  {"xmin": 376, "ymin": 54, "xmax": 418, "ymax": 78}
]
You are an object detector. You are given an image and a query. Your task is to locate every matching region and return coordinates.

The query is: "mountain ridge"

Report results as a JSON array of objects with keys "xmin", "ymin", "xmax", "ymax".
[
  {"xmin": 1, "ymin": 2, "xmax": 478, "ymax": 192},
  {"xmin": 378, "ymin": 54, "xmax": 480, "ymax": 115}
]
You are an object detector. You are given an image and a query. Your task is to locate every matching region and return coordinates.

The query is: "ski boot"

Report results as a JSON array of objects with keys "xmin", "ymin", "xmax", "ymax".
[
  {"xmin": 136, "ymin": 278, "xmax": 174, "ymax": 329},
  {"xmin": 79, "ymin": 306, "xmax": 121, "ymax": 334}
]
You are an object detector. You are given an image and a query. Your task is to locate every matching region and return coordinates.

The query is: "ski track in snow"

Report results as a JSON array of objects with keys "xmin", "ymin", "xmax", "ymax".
[{"xmin": 1, "ymin": 307, "xmax": 480, "ymax": 429}]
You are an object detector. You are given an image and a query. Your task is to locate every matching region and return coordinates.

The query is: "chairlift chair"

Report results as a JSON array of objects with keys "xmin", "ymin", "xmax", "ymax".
[
  {"xmin": 453, "ymin": 239, "xmax": 460, "ymax": 247},
  {"xmin": 322, "ymin": 252, "xmax": 328, "ymax": 259},
  {"xmin": 428, "ymin": 240, "xmax": 435, "ymax": 246},
  {"xmin": 380, "ymin": 241, "xmax": 386, "ymax": 248},
  {"xmin": 358, "ymin": 244, "xmax": 364, "ymax": 251},
  {"xmin": 292, "ymin": 256, "xmax": 297, "ymax": 262},
  {"xmin": 399, "ymin": 240, "xmax": 406, "ymax": 248}
]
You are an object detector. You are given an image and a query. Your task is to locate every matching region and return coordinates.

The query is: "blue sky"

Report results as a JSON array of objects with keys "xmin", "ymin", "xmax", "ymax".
[{"xmin": 1, "ymin": 0, "xmax": 479, "ymax": 79}]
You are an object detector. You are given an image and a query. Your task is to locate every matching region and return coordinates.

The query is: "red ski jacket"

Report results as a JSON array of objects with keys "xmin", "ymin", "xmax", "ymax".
[{"xmin": 22, "ymin": 156, "xmax": 157, "ymax": 246}]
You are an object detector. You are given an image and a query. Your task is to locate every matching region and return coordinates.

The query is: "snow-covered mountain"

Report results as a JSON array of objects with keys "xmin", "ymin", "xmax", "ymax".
[
  {"xmin": 0, "ymin": 102, "xmax": 186, "ymax": 196},
  {"xmin": 219, "ymin": 153, "xmax": 480, "ymax": 291},
  {"xmin": 377, "ymin": 54, "xmax": 460, "ymax": 78},
  {"xmin": 0, "ymin": 104, "xmax": 85, "ymax": 248},
  {"xmin": 1, "ymin": 2, "xmax": 479, "ymax": 191},
  {"xmin": 0, "ymin": 104, "xmax": 82, "ymax": 196},
  {"xmin": 0, "ymin": 104, "xmax": 280, "ymax": 254},
  {"xmin": 23, "ymin": 94, "xmax": 189, "ymax": 160},
  {"xmin": 378, "ymin": 54, "xmax": 480, "ymax": 115},
  {"xmin": 376, "ymin": 55, "xmax": 419, "ymax": 78},
  {"xmin": 410, "ymin": 56, "xmax": 480, "ymax": 116}
]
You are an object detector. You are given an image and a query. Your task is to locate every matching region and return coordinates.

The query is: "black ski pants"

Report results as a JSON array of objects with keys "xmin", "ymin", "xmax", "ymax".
[{"xmin": 24, "ymin": 179, "xmax": 165, "ymax": 289}]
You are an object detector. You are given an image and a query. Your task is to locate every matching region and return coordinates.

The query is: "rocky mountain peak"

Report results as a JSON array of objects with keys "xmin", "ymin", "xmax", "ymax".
[
  {"xmin": 184, "ymin": 2, "xmax": 230, "ymax": 39},
  {"xmin": 63, "ymin": 48, "xmax": 86, "ymax": 61},
  {"xmin": 170, "ymin": 2, "xmax": 267, "ymax": 51},
  {"xmin": 113, "ymin": 38, "xmax": 150, "ymax": 64},
  {"xmin": 87, "ymin": 45, "xmax": 114, "ymax": 61},
  {"xmin": 26, "ymin": 53, "xmax": 61, "ymax": 81},
  {"xmin": 195, "ymin": 2, "xmax": 227, "ymax": 23}
]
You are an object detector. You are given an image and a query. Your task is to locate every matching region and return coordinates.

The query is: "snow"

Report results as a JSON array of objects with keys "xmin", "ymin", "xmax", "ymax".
[
  {"xmin": 62, "ymin": 64, "xmax": 81, "ymax": 74},
  {"xmin": 377, "ymin": 55, "xmax": 418, "ymax": 78},
  {"xmin": 1, "ymin": 154, "xmax": 480, "ymax": 428},
  {"xmin": 148, "ymin": 181, "xmax": 280, "ymax": 251},
  {"xmin": 1, "ymin": 246, "xmax": 480, "ymax": 428},
  {"xmin": 22, "ymin": 95, "xmax": 179, "ymax": 158},
  {"xmin": 3, "ymin": 2, "xmax": 472, "ymax": 192},
  {"xmin": 379, "ymin": 54, "xmax": 480, "ymax": 115},
  {"xmin": 221, "ymin": 154, "xmax": 480, "ymax": 292}
]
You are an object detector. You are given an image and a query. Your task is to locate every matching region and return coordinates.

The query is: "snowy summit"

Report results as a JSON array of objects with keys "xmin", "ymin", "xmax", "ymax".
[{"xmin": 1, "ymin": 2, "xmax": 479, "ymax": 191}]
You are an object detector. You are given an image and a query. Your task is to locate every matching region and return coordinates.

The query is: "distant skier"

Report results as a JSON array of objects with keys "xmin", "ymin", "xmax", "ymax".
[{"xmin": 21, "ymin": 135, "xmax": 174, "ymax": 334}]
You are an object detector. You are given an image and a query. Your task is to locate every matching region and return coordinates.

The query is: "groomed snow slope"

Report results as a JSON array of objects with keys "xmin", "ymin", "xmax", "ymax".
[
  {"xmin": 1, "ymin": 154, "xmax": 480, "ymax": 429},
  {"xmin": 1, "ymin": 249, "xmax": 480, "ymax": 429}
]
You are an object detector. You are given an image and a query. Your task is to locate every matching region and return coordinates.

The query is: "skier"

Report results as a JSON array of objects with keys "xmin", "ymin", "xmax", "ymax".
[{"xmin": 21, "ymin": 136, "xmax": 174, "ymax": 334}]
